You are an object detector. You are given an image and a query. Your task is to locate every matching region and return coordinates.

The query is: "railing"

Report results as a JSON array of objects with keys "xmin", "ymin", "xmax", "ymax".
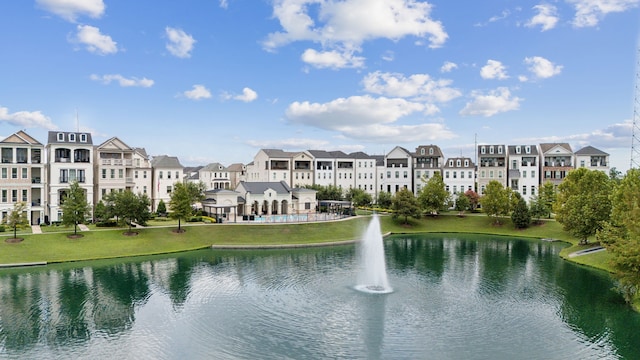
[{"xmin": 31, "ymin": 177, "xmax": 41, "ymax": 184}]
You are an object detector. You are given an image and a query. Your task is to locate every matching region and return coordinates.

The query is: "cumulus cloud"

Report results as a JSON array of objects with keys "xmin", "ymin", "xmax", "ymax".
[
  {"xmin": 568, "ymin": 0, "xmax": 639, "ymax": 27},
  {"xmin": 37, "ymin": 0, "xmax": 105, "ymax": 22},
  {"xmin": 90, "ymin": 74, "xmax": 154, "ymax": 87},
  {"xmin": 459, "ymin": 87, "xmax": 522, "ymax": 117},
  {"xmin": 440, "ymin": 61, "xmax": 458, "ymax": 73},
  {"xmin": 301, "ymin": 49, "xmax": 365, "ymax": 69},
  {"xmin": 234, "ymin": 87, "xmax": 258, "ymax": 102},
  {"xmin": 165, "ymin": 27, "xmax": 196, "ymax": 58},
  {"xmin": 526, "ymin": 120, "xmax": 632, "ymax": 149},
  {"xmin": 284, "ymin": 95, "xmax": 455, "ymax": 142},
  {"xmin": 263, "ymin": 0, "xmax": 448, "ymax": 67},
  {"xmin": 182, "ymin": 85, "xmax": 211, "ymax": 100},
  {"xmin": 362, "ymin": 71, "xmax": 461, "ymax": 104},
  {"xmin": 72, "ymin": 25, "xmax": 118, "ymax": 55},
  {"xmin": 524, "ymin": 56, "xmax": 563, "ymax": 79},
  {"xmin": 480, "ymin": 60, "xmax": 509, "ymax": 80},
  {"xmin": 526, "ymin": 4, "xmax": 559, "ymax": 31},
  {"xmin": 0, "ymin": 106, "xmax": 58, "ymax": 130}
]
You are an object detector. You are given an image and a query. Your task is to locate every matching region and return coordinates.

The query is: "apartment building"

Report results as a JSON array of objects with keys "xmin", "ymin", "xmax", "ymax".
[
  {"xmin": 352, "ymin": 152, "xmax": 377, "ymax": 197},
  {"xmin": 575, "ymin": 146, "xmax": 609, "ymax": 173},
  {"xmin": 477, "ymin": 144, "xmax": 507, "ymax": 194},
  {"xmin": 540, "ymin": 143, "xmax": 574, "ymax": 186},
  {"xmin": 226, "ymin": 163, "xmax": 247, "ymax": 189},
  {"xmin": 507, "ymin": 145, "xmax": 540, "ymax": 203},
  {"xmin": 199, "ymin": 162, "xmax": 231, "ymax": 190},
  {"xmin": 380, "ymin": 146, "xmax": 413, "ymax": 195},
  {"xmin": 46, "ymin": 131, "xmax": 94, "ymax": 222},
  {"xmin": 0, "ymin": 131, "xmax": 45, "ymax": 225},
  {"xmin": 442, "ymin": 157, "xmax": 475, "ymax": 197},
  {"xmin": 308, "ymin": 150, "xmax": 336, "ymax": 187},
  {"xmin": 94, "ymin": 137, "xmax": 152, "ymax": 204},
  {"xmin": 291, "ymin": 151, "xmax": 314, "ymax": 188},
  {"xmin": 150, "ymin": 155, "xmax": 184, "ymax": 212},
  {"xmin": 413, "ymin": 145, "xmax": 444, "ymax": 194}
]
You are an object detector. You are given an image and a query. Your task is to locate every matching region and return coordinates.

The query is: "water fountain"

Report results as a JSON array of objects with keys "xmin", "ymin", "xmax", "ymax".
[{"xmin": 355, "ymin": 214, "xmax": 393, "ymax": 294}]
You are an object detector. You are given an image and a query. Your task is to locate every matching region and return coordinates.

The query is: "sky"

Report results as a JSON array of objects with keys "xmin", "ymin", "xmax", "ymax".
[{"xmin": 0, "ymin": 0, "xmax": 639, "ymax": 171}]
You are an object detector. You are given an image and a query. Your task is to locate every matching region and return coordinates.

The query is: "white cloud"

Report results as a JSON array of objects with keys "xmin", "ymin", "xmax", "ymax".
[
  {"xmin": 234, "ymin": 88, "xmax": 258, "ymax": 102},
  {"xmin": 0, "ymin": 106, "xmax": 58, "ymax": 130},
  {"xmin": 37, "ymin": 0, "xmax": 105, "ymax": 22},
  {"xmin": 525, "ymin": 4, "xmax": 559, "ymax": 31},
  {"xmin": 382, "ymin": 51, "xmax": 395, "ymax": 62},
  {"xmin": 475, "ymin": 9, "xmax": 511, "ymax": 27},
  {"xmin": 219, "ymin": 0, "xmax": 229, "ymax": 9},
  {"xmin": 459, "ymin": 87, "xmax": 522, "ymax": 117},
  {"xmin": 524, "ymin": 56, "xmax": 563, "ymax": 79},
  {"xmin": 90, "ymin": 74, "xmax": 154, "ymax": 87},
  {"xmin": 165, "ymin": 27, "xmax": 196, "ymax": 58},
  {"xmin": 182, "ymin": 85, "xmax": 211, "ymax": 100},
  {"xmin": 568, "ymin": 0, "xmax": 639, "ymax": 27},
  {"xmin": 526, "ymin": 120, "xmax": 632, "ymax": 149},
  {"xmin": 72, "ymin": 25, "xmax": 118, "ymax": 55},
  {"xmin": 480, "ymin": 60, "xmax": 509, "ymax": 80},
  {"xmin": 263, "ymin": 0, "xmax": 448, "ymax": 59},
  {"xmin": 440, "ymin": 61, "xmax": 458, "ymax": 73},
  {"xmin": 301, "ymin": 49, "xmax": 365, "ymax": 69},
  {"xmin": 362, "ymin": 71, "xmax": 461, "ymax": 104},
  {"xmin": 246, "ymin": 138, "xmax": 330, "ymax": 149}
]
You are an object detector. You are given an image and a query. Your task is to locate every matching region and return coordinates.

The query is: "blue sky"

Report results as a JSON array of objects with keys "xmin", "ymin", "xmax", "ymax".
[{"xmin": 1, "ymin": 0, "xmax": 638, "ymax": 171}]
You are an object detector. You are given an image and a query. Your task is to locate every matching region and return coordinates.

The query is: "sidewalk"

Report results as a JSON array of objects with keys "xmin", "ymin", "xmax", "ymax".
[
  {"xmin": 78, "ymin": 224, "xmax": 90, "ymax": 231},
  {"xmin": 31, "ymin": 225, "xmax": 42, "ymax": 234}
]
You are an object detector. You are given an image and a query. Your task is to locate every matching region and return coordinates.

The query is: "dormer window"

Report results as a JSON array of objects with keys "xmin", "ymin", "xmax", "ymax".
[
  {"xmin": 449, "ymin": 160, "xmax": 453, "ymax": 167},
  {"xmin": 429, "ymin": 148, "xmax": 434, "ymax": 155},
  {"xmin": 481, "ymin": 146, "xmax": 486, "ymax": 154},
  {"xmin": 80, "ymin": 134, "xmax": 87, "ymax": 143},
  {"xmin": 420, "ymin": 148, "xmax": 425, "ymax": 155},
  {"xmin": 489, "ymin": 146, "xmax": 494, "ymax": 154},
  {"xmin": 497, "ymin": 146, "xmax": 503, "ymax": 154},
  {"xmin": 525, "ymin": 146, "xmax": 531, "ymax": 154},
  {"xmin": 456, "ymin": 159, "xmax": 461, "ymax": 167},
  {"xmin": 464, "ymin": 160, "xmax": 469, "ymax": 167},
  {"xmin": 516, "ymin": 146, "xmax": 521, "ymax": 154},
  {"xmin": 69, "ymin": 133, "xmax": 76, "ymax": 142},
  {"xmin": 57, "ymin": 133, "xmax": 64, "ymax": 142}
]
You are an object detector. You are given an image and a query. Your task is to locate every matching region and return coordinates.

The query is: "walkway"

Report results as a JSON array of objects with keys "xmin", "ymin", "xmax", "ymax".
[
  {"xmin": 568, "ymin": 246, "xmax": 605, "ymax": 258},
  {"xmin": 31, "ymin": 225, "xmax": 42, "ymax": 234},
  {"xmin": 78, "ymin": 224, "xmax": 90, "ymax": 231}
]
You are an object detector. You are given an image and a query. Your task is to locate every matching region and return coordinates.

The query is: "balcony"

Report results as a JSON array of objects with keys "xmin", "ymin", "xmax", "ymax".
[
  {"xmin": 31, "ymin": 177, "xmax": 41, "ymax": 184},
  {"xmin": 56, "ymin": 157, "xmax": 71, "ymax": 163}
]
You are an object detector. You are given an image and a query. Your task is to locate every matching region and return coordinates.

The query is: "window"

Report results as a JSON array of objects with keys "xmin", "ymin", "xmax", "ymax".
[
  {"xmin": 387, "ymin": 171, "xmax": 391, "ymax": 178},
  {"xmin": 489, "ymin": 146, "xmax": 494, "ymax": 154},
  {"xmin": 22, "ymin": 189, "xmax": 27, "ymax": 202},
  {"xmin": 159, "ymin": 171, "xmax": 163, "ymax": 179},
  {"xmin": 143, "ymin": 186, "xmax": 147, "ymax": 194},
  {"xmin": 168, "ymin": 171, "xmax": 172, "ymax": 179},
  {"xmin": 143, "ymin": 171, "xmax": 147, "ymax": 179},
  {"xmin": 416, "ymin": 170, "xmax": 421, "ymax": 178},
  {"xmin": 446, "ymin": 185, "xmax": 450, "ymax": 192},
  {"xmin": 461, "ymin": 171, "xmax": 464, "ymax": 179},
  {"xmin": 445, "ymin": 171, "xmax": 450, "ymax": 179},
  {"xmin": 522, "ymin": 186, "xmax": 527, "ymax": 195},
  {"xmin": 305, "ymin": 202, "xmax": 311, "ymax": 210},
  {"xmin": 339, "ymin": 173, "xmax": 342, "ymax": 179},
  {"xmin": 395, "ymin": 171, "xmax": 399, "ymax": 179},
  {"xmin": 102, "ymin": 169, "xmax": 107, "ymax": 179},
  {"xmin": 481, "ymin": 146, "xmax": 486, "ymax": 154},
  {"xmin": 449, "ymin": 160, "xmax": 453, "ymax": 167},
  {"xmin": 175, "ymin": 171, "xmax": 179, "ymax": 179},
  {"xmin": 80, "ymin": 134, "xmax": 87, "ymax": 142},
  {"xmin": 481, "ymin": 170, "xmax": 486, "ymax": 178},
  {"xmin": 110, "ymin": 169, "xmax": 115, "ymax": 179},
  {"xmin": 429, "ymin": 148, "xmax": 434, "ymax": 155},
  {"xmin": 453, "ymin": 171, "xmax": 457, "ymax": 179},
  {"xmin": 1, "ymin": 190, "xmax": 6, "ymax": 202},
  {"xmin": 57, "ymin": 133, "xmax": 64, "ymax": 141},
  {"xmin": 167, "ymin": 186, "xmax": 172, "ymax": 193},
  {"xmin": 420, "ymin": 148, "xmax": 425, "ymax": 155},
  {"xmin": 22, "ymin": 168, "xmax": 27, "ymax": 179},
  {"xmin": 498, "ymin": 171, "xmax": 503, "ymax": 178},
  {"xmin": 456, "ymin": 159, "xmax": 461, "ymax": 167},
  {"xmin": 273, "ymin": 173, "xmax": 277, "ymax": 179},
  {"xmin": 498, "ymin": 146, "xmax": 503, "ymax": 154},
  {"xmin": 531, "ymin": 186, "xmax": 536, "ymax": 195},
  {"xmin": 453, "ymin": 186, "xmax": 457, "ymax": 194},
  {"xmin": 489, "ymin": 170, "xmax": 494, "ymax": 178},
  {"xmin": 16, "ymin": 148, "xmax": 27, "ymax": 163},
  {"xmin": 11, "ymin": 168, "xmax": 17, "ymax": 179},
  {"xmin": 580, "ymin": 160, "xmax": 585, "ymax": 167},
  {"xmin": 118, "ymin": 169, "xmax": 123, "ymax": 178},
  {"xmin": 1, "ymin": 168, "xmax": 6, "ymax": 179},
  {"xmin": 516, "ymin": 146, "xmax": 521, "ymax": 154},
  {"xmin": 11, "ymin": 190, "xmax": 17, "ymax": 202},
  {"xmin": 523, "ymin": 171, "xmax": 527, "ymax": 178},
  {"xmin": 531, "ymin": 171, "xmax": 535, "ymax": 178},
  {"xmin": 468, "ymin": 171, "xmax": 472, "ymax": 179},
  {"xmin": 135, "ymin": 171, "xmax": 139, "ymax": 179},
  {"xmin": 69, "ymin": 133, "xmax": 76, "ymax": 142},
  {"xmin": 525, "ymin": 146, "xmax": 531, "ymax": 154},
  {"xmin": 403, "ymin": 171, "xmax": 407, "ymax": 178}
]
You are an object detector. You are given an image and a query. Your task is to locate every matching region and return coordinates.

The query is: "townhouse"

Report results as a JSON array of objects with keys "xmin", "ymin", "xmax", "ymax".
[
  {"xmin": 477, "ymin": 144, "xmax": 507, "ymax": 194},
  {"xmin": 0, "ymin": 131, "xmax": 45, "ymax": 225},
  {"xmin": 150, "ymin": 155, "xmax": 184, "ymax": 212},
  {"xmin": 442, "ymin": 157, "xmax": 475, "ymax": 197},
  {"xmin": 507, "ymin": 145, "xmax": 540, "ymax": 203},
  {"xmin": 540, "ymin": 143, "xmax": 574, "ymax": 186},
  {"xmin": 380, "ymin": 146, "xmax": 413, "ymax": 195},
  {"xmin": 413, "ymin": 145, "xmax": 444, "ymax": 194},
  {"xmin": 575, "ymin": 146, "xmax": 609, "ymax": 172}
]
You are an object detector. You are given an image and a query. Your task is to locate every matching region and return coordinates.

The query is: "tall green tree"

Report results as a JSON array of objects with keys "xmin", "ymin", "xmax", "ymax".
[
  {"xmin": 112, "ymin": 190, "xmax": 151, "ymax": 233},
  {"xmin": 376, "ymin": 191, "xmax": 393, "ymax": 208},
  {"xmin": 597, "ymin": 168, "xmax": 640, "ymax": 303},
  {"xmin": 156, "ymin": 199, "xmax": 167, "ymax": 216},
  {"xmin": 61, "ymin": 181, "xmax": 91, "ymax": 236},
  {"xmin": 392, "ymin": 188, "xmax": 421, "ymax": 224},
  {"xmin": 511, "ymin": 195, "xmax": 531, "ymax": 229},
  {"xmin": 169, "ymin": 182, "xmax": 205, "ymax": 232},
  {"xmin": 417, "ymin": 172, "xmax": 449, "ymax": 215},
  {"xmin": 454, "ymin": 192, "xmax": 470, "ymax": 216},
  {"xmin": 554, "ymin": 168, "xmax": 612, "ymax": 244},
  {"xmin": 480, "ymin": 180, "xmax": 509, "ymax": 224},
  {"xmin": 345, "ymin": 188, "xmax": 372, "ymax": 207},
  {"xmin": 4, "ymin": 202, "xmax": 29, "ymax": 239},
  {"xmin": 528, "ymin": 195, "xmax": 547, "ymax": 225},
  {"xmin": 303, "ymin": 184, "xmax": 344, "ymax": 201},
  {"xmin": 538, "ymin": 181, "xmax": 556, "ymax": 219}
]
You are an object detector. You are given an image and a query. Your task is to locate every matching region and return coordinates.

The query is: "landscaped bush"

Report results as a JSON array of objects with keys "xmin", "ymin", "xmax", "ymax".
[
  {"xmin": 96, "ymin": 220, "xmax": 119, "ymax": 227},
  {"xmin": 187, "ymin": 216, "xmax": 202, "ymax": 222},
  {"xmin": 0, "ymin": 225, "xmax": 5, "ymax": 232}
]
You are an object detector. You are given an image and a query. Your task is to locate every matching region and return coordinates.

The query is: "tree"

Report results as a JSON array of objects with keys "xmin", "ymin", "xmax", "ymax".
[
  {"xmin": 156, "ymin": 199, "xmax": 167, "ymax": 216},
  {"xmin": 112, "ymin": 190, "xmax": 151, "ymax": 234},
  {"xmin": 528, "ymin": 195, "xmax": 547, "ymax": 225},
  {"xmin": 417, "ymin": 172, "xmax": 449, "ymax": 215},
  {"xmin": 345, "ymin": 188, "xmax": 372, "ymax": 207},
  {"xmin": 4, "ymin": 202, "xmax": 28, "ymax": 239},
  {"xmin": 169, "ymin": 182, "xmax": 205, "ymax": 232},
  {"xmin": 94, "ymin": 200, "xmax": 109, "ymax": 223},
  {"xmin": 609, "ymin": 167, "xmax": 622, "ymax": 183},
  {"xmin": 480, "ymin": 180, "xmax": 509, "ymax": 224},
  {"xmin": 554, "ymin": 168, "xmax": 612, "ymax": 244},
  {"xmin": 454, "ymin": 192, "xmax": 470, "ymax": 216},
  {"xmin": 464, "ymin": 189, "xmax": 480, "ymax": 212},
  {"xmin": 376, "ymin": 191, "xmax": 393, "ymax": 209},
  {"xmin": 61, "ymin": 181, "xmax": 91, "ymax": 236},
  {"xmin": 392, "ymin": 188, "xmax": 421, "ymax": 224},
  {"xmin": 511, "ymin": 195, "xmax": 531, "ymax": 229},
  {"xmin": 537, "ymin": 181, "xmax": 556, "ymax": 219},
  {"xmin": 597, "ymin": 168, "xmax": 640, "ymax": 303}
]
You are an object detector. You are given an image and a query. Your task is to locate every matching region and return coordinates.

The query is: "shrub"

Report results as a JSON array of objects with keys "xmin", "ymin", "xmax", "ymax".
[
  {"xmin": 96, "ymin": 220, "xmax": 119, "ymax": 227},
  {"xmin": 0, "ymin": 225, "xmax": 5, "ymax": 232}
]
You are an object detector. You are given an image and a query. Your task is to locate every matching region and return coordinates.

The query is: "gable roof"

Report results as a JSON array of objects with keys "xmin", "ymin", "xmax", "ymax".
[
  {"xmin": 0, "ymin": 130, "xmax": 43, "ymax": 146},
  {"xmin": 97, "ymin": 136, "xmax": 132, "ymax": 151},
  {"xmin": 575, "ymin": 145, "xmax": 608, "ymax": 156},
  {"xmin": 201, "ymin": 162, "xmax": 227, "ymax": 171},
  {"xmin": 151, "ymin": 155, "xmax": 183, "ymax": 169},
  {"xmin": 539, "ymin": 143, "xmax": 572, "ymax": 154}
]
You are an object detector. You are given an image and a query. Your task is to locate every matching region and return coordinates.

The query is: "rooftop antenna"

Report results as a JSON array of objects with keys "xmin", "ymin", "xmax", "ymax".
[
  {"xmin": 75, "ymin": 108, "xmax": 79, "ymax": 132},
  {"xmin": 631, "ymin": 43, "xmax": 640, "ymax": 169}
]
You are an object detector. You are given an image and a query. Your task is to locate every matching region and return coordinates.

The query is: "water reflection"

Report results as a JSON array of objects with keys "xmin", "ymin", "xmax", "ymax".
[{"xmin": 0, "ymin": 235, "xmax": 638, "ymax": 359}]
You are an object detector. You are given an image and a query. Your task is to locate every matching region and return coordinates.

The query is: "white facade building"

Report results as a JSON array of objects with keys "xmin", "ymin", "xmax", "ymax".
[
  {"xmin": 150, "ymin": 155, "xmax": 184, "ymax": 212},
  {"xmin": 442, "ymin": 157, "xmax": 475, "ymax": 197},
  {"xmin": 507, "ymin": 145, "xmax": 539, "ymax": 203},
  {"xmin": 477, "ymin": 144, "xmax": 507, "ymax": 194},
  {"xmin": 413, "ymin": 145, "xmax": 444, "ymax": 194},
  {"xmin": 575, "ymin": 146, "xmax": 609, "ymax": 173},
  {"xmin": 381, "ymin": 146, "xmax": 413, "ymax": 195}
]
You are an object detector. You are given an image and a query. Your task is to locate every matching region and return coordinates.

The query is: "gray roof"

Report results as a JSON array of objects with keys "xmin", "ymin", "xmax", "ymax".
[
  {"xmin": 204, "ymin": 189, "xmax": 239, "ymax": 195},
  {"xmin": 134, "ymin": 147, "xmax": 148, "ymax": 158},
  {"xmin": 238, "ymin": 181, "xmax": 291, "ymax": 194},
  {"xmin": 263, "ymin": 149, "xmax": 294, "ymax": 158},
  {"xmin": 201, "ymin": 162, "xmax": 227, "ymax": 171},
  {"xmin": 442, "ymin": 157, "xmax": 475, "ymax": 168},
  {"xmin": 151, "ymin": 155, "xmax": 183, "ymax": 168},
  {"xmin": 414, "ymin": 145, "xmax": 444, "ymax": 158},
  {"xmin": 371, "ymin": 155, "xmax": 385, "ymax": 166},
  {"xmin": 47, "ymin": 131, "xmax": 93, "ymax": 145},
  {"xmin": 575, "ymin": 145, "xmax": 609, "ymax": 156},
  {"xmin": 227, "ymin": 163, "xmax": 246, "ymax": 171},
  {"xmin": 507, "ymin": 145, "xmax": 539, "ymax": 156},
  {"xmin": 348, "ymin": 151, "xmax": 374, "ymax": 159}
]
